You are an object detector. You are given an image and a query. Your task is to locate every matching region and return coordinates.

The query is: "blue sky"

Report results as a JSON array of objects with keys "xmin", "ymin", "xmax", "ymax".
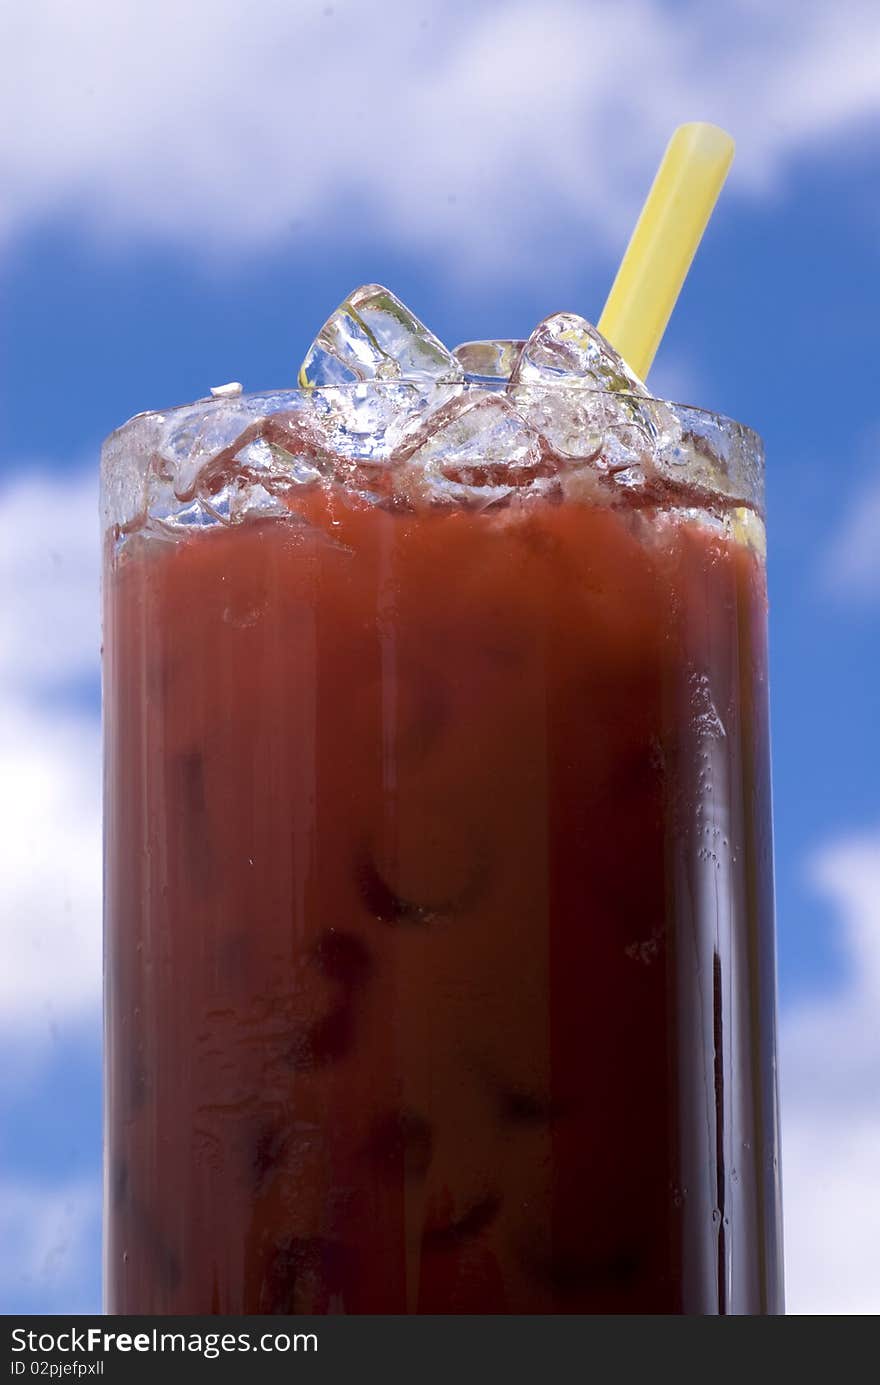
[{"xmin": 1, "ymin": 0, "xmax": 879, "ymax": 1316}]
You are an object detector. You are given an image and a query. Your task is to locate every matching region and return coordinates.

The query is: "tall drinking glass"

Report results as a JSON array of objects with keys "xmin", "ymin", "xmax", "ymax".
[{"xmin": 102, "ymin": 382, "xmax": 783, "ymax": 1313}]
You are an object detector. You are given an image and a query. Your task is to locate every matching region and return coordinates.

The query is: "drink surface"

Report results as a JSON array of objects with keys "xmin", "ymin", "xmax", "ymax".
[{"xmin": 104, "ymin": 482, "xmax": 782, "ymax": 1313}]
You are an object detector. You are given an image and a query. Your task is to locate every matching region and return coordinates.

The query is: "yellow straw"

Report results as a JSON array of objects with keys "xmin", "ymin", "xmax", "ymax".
[{"xmin": 597, "ymin": 122, "xmax": 735, "ymax": 381}]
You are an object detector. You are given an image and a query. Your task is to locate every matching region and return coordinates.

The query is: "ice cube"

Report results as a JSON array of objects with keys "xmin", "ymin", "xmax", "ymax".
[
  {"xmin": 101, "ymin": 410, "xmax": 164, "ymax": 531},
  {"xmin": 204, "ymin": 476, "xmax": 299, "ymax": 526},
  {"xmin": 397, "ymin": 393, "xmax": 548, "ymax": 508},
  {"xmin": 144, "ymin": 493, "xmax": 225, "ymax": 534},
  {"xmin": 303, "ymin": 379, "xmax": 443, "ymax": 473},
  {"xmin": 234, "ymin": 435, "xmax": 324, "ymax": 490},
  {"xmin": 512, "ymin": 312, "xmax": 647, "ymax": 394},
  {"xmin": 158, "ymin": 397, "xmax": 257, "ymax": 499},
  {"xmin": 297, "ymin": 286, "xmax": 465, "ymax": 481},
  {"xmin": 508, "ymin": 312, "xmax": 678, "ymax": 470},
  {"xmin": 299, "ymin": 284, "xmax": 464, "ymax": 387},
  {"xmin": 452, "ymin": 340, "xmax": 525, "ymax": 382}
]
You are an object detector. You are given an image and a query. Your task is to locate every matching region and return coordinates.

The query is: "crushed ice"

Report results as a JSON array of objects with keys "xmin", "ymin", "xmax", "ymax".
[{"xmin": 106, "ymin": 284, "xmax": 754, "ymax": 532}]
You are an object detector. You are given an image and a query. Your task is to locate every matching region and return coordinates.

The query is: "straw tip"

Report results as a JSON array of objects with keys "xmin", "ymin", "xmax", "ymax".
[{"xmin": 672, "ymin": 121, "xmax": 736, "ymax": 159}]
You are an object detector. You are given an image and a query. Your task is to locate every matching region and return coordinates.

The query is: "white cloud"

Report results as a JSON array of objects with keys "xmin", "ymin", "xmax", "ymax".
[
  {"xmin": 0, "ymin": 470, "xmax": 102, "ymax": 1037},
  {"xmin": 0, "ymin": 469, "xmax": 100, "ymax": 691},
  {"xmin": 781, "ymin": 829, "xmax": 880, "ymax": 1315},
  {"xmin": 0, "ymin": 1176, "xmax": 100, "ymax": 1313},
  {"xmin": 0, "ymin": 697, "xmax": 101, "ymax": 1036},
  {"xmin": 823, "ymin": 451, "xmax": 880, "ymax": 600},
  {"xmin": 0, "ymin": 0, "xmax": 878, "ymax": 274}
]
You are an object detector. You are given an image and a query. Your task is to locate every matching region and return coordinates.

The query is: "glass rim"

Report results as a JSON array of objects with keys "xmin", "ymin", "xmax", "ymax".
[{"xmin": 103, "ymin": 381, "xmax": 764, "ymax": 461}]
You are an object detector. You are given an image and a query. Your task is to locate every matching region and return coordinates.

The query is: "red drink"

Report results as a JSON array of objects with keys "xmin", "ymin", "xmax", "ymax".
[{"xmin": 103, "ymin": 407, "xmax": 783, "ymax": 1313}]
